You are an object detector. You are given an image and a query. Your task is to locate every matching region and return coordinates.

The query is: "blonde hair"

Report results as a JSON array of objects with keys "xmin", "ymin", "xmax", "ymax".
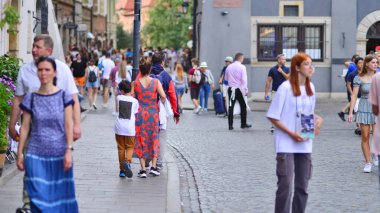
[
  {"xmin": 119, "ymin": 61, "xmax": 127, "ymax": 79},
  {"xmin": 175, "ymin": 63, "xmax": 184, "ymax": 81}
]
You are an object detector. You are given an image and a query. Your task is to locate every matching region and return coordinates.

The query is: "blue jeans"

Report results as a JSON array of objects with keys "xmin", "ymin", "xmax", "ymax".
[{"xmin": 200, "ymin": 83, "xmax": 211, "ymax": 109}]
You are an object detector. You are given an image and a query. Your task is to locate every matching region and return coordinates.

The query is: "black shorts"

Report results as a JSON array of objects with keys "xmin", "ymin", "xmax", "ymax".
[{"xmin": 190, "ymin": 87, "xmax": 200, "ymax": 100}]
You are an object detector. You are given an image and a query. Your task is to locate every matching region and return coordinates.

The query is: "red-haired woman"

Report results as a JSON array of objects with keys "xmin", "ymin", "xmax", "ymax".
[
  {"xmin": 267, "ymin": 53, "xmax": 323, "ymax": 213},
  {"xmin": 348, "ymin": 55, "xmax": 378, "ymax": 173}
]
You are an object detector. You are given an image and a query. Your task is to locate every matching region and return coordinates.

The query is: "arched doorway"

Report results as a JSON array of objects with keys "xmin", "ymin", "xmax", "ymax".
[
  {"xmin": 8, "ymin": 0, "xmax": 19, "ymax": 56},
  {"xmin": 357, "ymin": 10, "xmax": 380, "ymax": 57},
  {"xmin": 366, "ymin": 21, "xmax": 380, "ymax": 54}
]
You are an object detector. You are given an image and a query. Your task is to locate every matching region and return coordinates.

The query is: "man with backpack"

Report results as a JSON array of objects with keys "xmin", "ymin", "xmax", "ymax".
[
  {"xmin": 150, "ymin": 52, "xmax": 180, "ymax": 168},
  {"xmin": 188, "ymin": 58, "xmax": 204, "ymax": 114}
]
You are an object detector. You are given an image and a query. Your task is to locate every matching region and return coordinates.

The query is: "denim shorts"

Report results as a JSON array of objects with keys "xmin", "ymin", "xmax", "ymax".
[
  {"xmin": 176, "ymin": 88, "xmax": 185, "ymax": 96},
  {"xmin": 86, "ymin": 79, "xmax": 99, "ymax": 88}
]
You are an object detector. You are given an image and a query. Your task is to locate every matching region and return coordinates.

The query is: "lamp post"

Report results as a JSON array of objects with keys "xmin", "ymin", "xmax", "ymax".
[
  {"xmin": 132, "ymin": 0, "xmax": 141, "ymax": 81},
  {"xmin": 181, "ymin": 0, "xmax": 197, "ymax": 58}
]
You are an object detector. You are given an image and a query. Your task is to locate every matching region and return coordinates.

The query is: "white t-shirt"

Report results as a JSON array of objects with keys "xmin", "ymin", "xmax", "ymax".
[
  {"xmin": 114, "ymin": 95, "xmax": 139, "ymax": 136},
  {"xmin": 126, "ymin": 65, "xmax": 133, "ymax": 82},
  {"xmin": 101, "ymin": 58, "xmax": 115, "ymax": 79},
  {"xmin": 266, "ymin": 81, "xmax": 316, "ymax": 153},
  {"xmin": 15, "ymin": 60, "xmax": 78, "ymax": 96},
  {"xmin": 115, "ymin": 65, "xmax": 132, "ymax": 84}
]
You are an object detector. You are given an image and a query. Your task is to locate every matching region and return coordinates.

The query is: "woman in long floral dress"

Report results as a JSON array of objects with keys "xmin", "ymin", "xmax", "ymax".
[{"xmin": 134, "ymin": 57, "xmax": 166, "ymax": 178}]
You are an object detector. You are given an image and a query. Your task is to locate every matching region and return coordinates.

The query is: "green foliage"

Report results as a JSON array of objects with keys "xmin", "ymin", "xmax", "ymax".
[
  {"xmin": 0, "ymin": 75, "xmax": 16, "ymax": 149},
  {"xmin": 0, "ymin": 55, "xmax": 21, "ymax": 82},
  {"xmin": 116, "ymin": 24, "xmax": 133, "ymax": 50},
  {"xmin": 142, "ymin": 0, "xmax": 192, "ymax": 49},
  {"xmin": 0, "ymin": 6, "xmax": 20, "ymax": 34},
  {"xmin": 0, "ymin": 56, "xmax": 20, "ymax": 150}
]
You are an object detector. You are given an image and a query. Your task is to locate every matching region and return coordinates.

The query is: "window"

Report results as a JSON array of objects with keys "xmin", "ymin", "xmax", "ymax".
[
  {"xmin": 284, "ymin": 5, "xmax": 299, "ymax": 16},
  {"xmin": 257, "ymin": 25, "xmax": 324, "ymax": 61}
]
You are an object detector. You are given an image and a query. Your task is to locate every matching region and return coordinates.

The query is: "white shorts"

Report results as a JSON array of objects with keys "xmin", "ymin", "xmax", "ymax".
[{"xmin": 222, "ymin": 84, "xmax": 229, "ymax": 97}]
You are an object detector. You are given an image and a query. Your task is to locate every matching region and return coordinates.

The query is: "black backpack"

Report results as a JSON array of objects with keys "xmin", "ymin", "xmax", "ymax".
[
  {"xmin": 88, "ymin": 67, "xmax": 97, "ymax": 83},
  {"xmin": 199, "ymin": 71, "xmax": 206, "ymax": 85}
]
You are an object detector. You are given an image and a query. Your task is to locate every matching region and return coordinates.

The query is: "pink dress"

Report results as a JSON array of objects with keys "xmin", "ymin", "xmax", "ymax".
[{"xmin": 369, "ymin": 73, "xmax": 380, "ymax": 155}]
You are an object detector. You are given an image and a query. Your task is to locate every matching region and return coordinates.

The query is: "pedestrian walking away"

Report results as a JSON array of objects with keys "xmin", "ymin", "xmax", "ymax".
[
  {"xmin": 17, "ymin": 57, "xmax": 78, "ymax": 212},
  {"xmin": 133, "ymin": 57, "xmax": 166, "ymax": 178},
  {"xmin": 267, "ymin": 52, "xmax": 323, "ymax": 213},
  {"xmin": 224, "ymin": 52, "xmax": 252, "ymax": 130},
  {"xmin": 8, "ymin": 34, "xmax": 81, "ymax": 213},
  {"xmin": 85, "ymin": 59, "xmax": 100, "ymax": 110},
  {"xmin": 199, "ymin": 62, "xmax": 215, "ymax": 112},
  {"xmin": 188, "ymin": 58, "xmax": 202, "ymax": 114},
  {"xmin": 173, "ymin": 62, "xmax": 188, "ymax": 113},
  {"xmin": 149, "ymin": 52, "xmax": 180, "ymax": 169},
  {"xmin": 100, "ymin": 52, "xmax": 115, "ymax": 108},
  {"xmin": 114, "ymin": 80, "xmax": 139, "ymax": 178},
  {"xmin": 348, "ymin": 54, "xmax": 378, "ymax": 173}
]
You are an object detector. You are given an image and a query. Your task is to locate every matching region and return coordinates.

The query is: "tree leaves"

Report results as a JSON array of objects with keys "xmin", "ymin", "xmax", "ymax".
[{"xmin": 142, "ymin": 0, "xmax": 192, "ymax": 49}]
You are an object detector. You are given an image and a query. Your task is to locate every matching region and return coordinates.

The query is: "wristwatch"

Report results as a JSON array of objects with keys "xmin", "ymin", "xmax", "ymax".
[{"xmin": 67, "ymin": 145, "xmax": 74, "ymax": 151}]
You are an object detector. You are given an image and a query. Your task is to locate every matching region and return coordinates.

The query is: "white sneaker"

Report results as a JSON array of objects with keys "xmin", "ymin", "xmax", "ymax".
[
  {"xmin": 373, "ymin": 156, "xmax": 379, "ymax": 167},
  {"xmin": 363, "ymin": 163, "xmax": 372, "ymax": 173},
  {"xmin": 112, "ymin": 111, "xmax": 118, "ymax": 116},
  {"xmin": 195, "ymin": 106, "xmax": 201, "ymax": 114}
]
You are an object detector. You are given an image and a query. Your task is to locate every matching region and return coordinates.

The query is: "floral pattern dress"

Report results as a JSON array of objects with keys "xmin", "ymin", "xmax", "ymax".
[{"xmin": 134, "ymin": 79, "xmax": 160, "ymax": 159}]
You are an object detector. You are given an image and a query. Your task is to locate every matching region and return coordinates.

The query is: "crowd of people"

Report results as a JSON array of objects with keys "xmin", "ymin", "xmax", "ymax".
[{"xmin": 5, "ymin": 33, "xmax": 380, "ymax": 213}]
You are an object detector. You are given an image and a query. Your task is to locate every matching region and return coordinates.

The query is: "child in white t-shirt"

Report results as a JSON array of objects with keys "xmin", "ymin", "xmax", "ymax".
[{"xmin": 114, "ymin": 80, "xmax": 139, "ymax": 178}]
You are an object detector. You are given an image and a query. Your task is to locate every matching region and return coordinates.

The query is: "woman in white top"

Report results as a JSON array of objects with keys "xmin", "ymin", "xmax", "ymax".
[
  {"xmin": 113, "ymin": 61, "xmax": 128, "ymax": 115},
  {"xmin": 172, "ymin": 63, "xmax": 188, "ymax": 113},
  {"xmin": 85, "ymin": 59, "xmax": 100, "ymax": 110},
  {"xmin": 267, "ymin": 53, "xmax": 323, "ymax": 213}
]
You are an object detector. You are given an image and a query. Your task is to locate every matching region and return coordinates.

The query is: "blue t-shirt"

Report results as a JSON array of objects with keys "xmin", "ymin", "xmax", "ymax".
[
  {"xmin": 268, "ymin": 65, "xmax": 289, "ymax": 92},
  {"xmin": 345, "ymin": 63, "xmax": 357, "ymax": 81},
  {"xmin": 347, "ymin": 70, "xmax": 361, "ymax": 98}
]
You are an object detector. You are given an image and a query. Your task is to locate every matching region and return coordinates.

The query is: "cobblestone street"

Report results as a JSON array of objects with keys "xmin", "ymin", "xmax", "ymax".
[{"xmin": 171, "ymin": 98, "xmax": 380, "ymax": 212}]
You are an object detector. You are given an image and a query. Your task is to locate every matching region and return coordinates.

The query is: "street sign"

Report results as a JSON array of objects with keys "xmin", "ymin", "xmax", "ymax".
[
  {"xmin": 64, "ymin": 22, "xmax": 78, "ymax": 29},
  {"xmin": 77, "ymin": 24, "xmax": 88, "ymax": 32}
]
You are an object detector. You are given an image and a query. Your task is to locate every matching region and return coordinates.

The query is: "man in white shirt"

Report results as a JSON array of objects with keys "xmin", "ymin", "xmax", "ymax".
[
  {"xmin": 8, "ymin": 34, "xmax": 81, "ymax": 213},
  {"xmin": 101, "ymin": 52, "xmax": 115, "ymax": 108}
]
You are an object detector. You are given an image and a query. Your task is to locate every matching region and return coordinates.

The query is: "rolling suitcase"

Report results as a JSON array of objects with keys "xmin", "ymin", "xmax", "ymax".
[{"xmin": 213, "ymin": 89, "xmax": 226, "ymax": 115}]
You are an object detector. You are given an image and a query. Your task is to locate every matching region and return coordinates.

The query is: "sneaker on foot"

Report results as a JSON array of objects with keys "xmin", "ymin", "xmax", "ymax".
[
  {"xmin": 363, "ymin": 163, "xmax": 372, "ymax": 173},
  {"xmin": 119, "ymin": 170, "xmax": 126, "ymax": 178},
  {"xmin": 337, "ymin": 112, "xmax": 345, "ymax": 122},
  {"xmin": 372, "ymin": 155, "xmax": 379, "ymax": 167},
  {"xmin": 156, "ymin": 162, "xmax": 163, "ymax": 170},
  {"xmin": 16, "ymin": 208, "xmax": 31, "ymax": 213},
  {"xmin": 138, "ymin": 170, "xmax": 147, "ymax": 178},
  {"xmin": 123, "ymin": 161, "xmax": 133, "ymax": 178},
  {"xmin": 195, "ymin": 106, "xmax": 201, "ymax": 114},
  {"xmin": 112, "ymin": 111, "xmax": 118, "ymax": 116},
  {"xmin": 93, "ymin": 104, "xmax": 98, "ymax": 110},
  {"xmin": 149, "ymin": 167, "xmax": 160, "ymax": 176}
]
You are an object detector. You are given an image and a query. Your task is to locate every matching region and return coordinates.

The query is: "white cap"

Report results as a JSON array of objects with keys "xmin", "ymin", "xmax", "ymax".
[
  {"xmin": 224, "ymin": 56, "xmax": 233, "ymax": 63},
  {"xmin": 199, "ymin": 62, "xmax": 208, "ymax": 68}
]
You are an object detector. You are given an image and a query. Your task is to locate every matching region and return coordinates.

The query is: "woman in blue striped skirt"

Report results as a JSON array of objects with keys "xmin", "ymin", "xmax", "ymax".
[{"xmin": 16, "ymin": 57, "xmax": 78, "ymax": 212}]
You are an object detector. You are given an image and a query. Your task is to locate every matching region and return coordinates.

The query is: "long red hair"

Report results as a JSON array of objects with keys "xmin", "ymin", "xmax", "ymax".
[{"xmin": 289, "ymin": 53, "xmax": 314, "ymax": 97}]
